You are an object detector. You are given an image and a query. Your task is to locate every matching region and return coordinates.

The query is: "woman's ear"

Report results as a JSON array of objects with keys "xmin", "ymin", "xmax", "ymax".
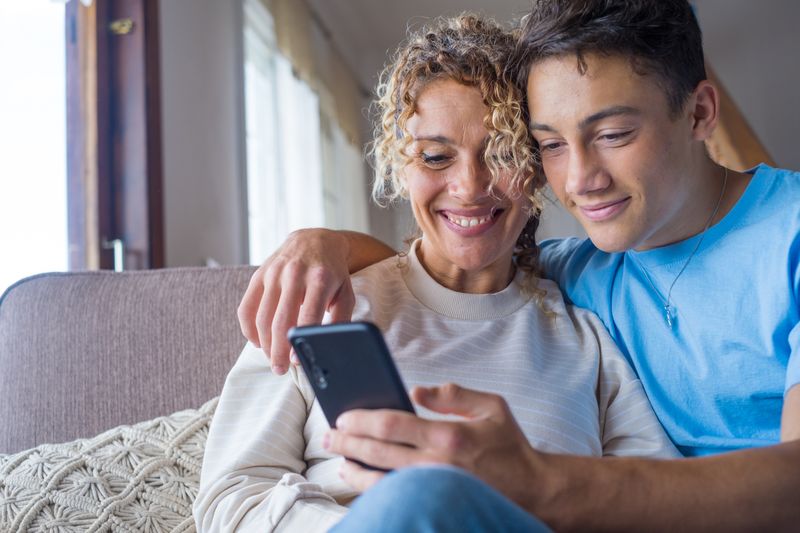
[{"xmin": 688, "ymin": 80, "xmax": 720, "ymax": 142}]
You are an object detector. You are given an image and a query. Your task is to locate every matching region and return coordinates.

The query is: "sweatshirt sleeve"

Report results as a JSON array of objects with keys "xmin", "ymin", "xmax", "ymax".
[
  {"xmin": 577, "ymin": 310, "xmax": 681, "ymax": 458},
  {"xmin": 193, "ymin": 343, "xmax": 348, "ymax": 532}
]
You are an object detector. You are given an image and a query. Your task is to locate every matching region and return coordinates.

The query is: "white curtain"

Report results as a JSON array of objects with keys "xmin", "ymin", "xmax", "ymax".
[
  {"xmin": 320, "ymin": 112, "xmax": 370, "ymax": 233},
  {"xmin": 276, "ymin": 55, "xmax": 325, "ymax": 235},
  {"xmin": 244, "ymin": 0, "xmax": 325, "ymax": 264},
  {"xmin": 244, "ymin": 0, "xmax": 371, "ymax": 265}
]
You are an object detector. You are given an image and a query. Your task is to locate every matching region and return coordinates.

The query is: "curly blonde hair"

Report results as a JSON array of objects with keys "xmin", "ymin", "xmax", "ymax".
[{"xmin": 369, "ymin": 14, "xmax": 546, "ymax": 280}]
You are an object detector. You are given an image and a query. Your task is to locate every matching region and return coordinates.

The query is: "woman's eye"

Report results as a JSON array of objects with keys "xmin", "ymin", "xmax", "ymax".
[{"xmin": 421, "ymin": 153, "xmax": 450, "ymax": 166}]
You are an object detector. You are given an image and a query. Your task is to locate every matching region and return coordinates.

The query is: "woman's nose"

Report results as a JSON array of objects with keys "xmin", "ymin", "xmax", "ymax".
[{"xmin": 449, "ymin": 158, "xmax": 491, "ymax": 201}]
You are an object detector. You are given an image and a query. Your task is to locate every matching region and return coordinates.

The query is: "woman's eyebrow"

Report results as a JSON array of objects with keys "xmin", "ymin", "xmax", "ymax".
[
  {"xmin": 412, "ymin": 135, "xmax": 454, "ymax": 144},
  {"xmin": 412, "ymin": 135, "xmax": 491, "ymax": 148}
]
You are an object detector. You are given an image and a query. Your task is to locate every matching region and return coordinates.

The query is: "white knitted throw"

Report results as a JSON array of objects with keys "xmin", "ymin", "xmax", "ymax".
[{"xmin": 0, "ymin": 398, "xmax": 216, "ymax": 532}]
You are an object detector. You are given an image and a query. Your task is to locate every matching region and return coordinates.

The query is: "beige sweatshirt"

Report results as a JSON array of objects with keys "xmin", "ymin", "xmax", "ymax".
[{"xmin": 194, "ymin": 241, "xmax": 678, "ymax": 532}]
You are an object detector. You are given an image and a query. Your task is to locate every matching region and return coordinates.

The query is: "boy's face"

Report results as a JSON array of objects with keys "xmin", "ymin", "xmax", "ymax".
[{"xmin": 527, "ymin": 53, "xmax": 703, "ymax": 252}]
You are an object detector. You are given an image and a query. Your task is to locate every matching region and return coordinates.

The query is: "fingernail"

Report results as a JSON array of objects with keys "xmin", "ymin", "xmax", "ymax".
[
  {"xmin": 272, "ymin": 365, "xmax": 285, "ymax": 375},
  {"xmin": 336, "ymin": 414, "xmax": 348, "ymax": 430},
  {"xmin": 323, "ymin": 432, "xmax": 331, "ymax": 450},
  {"xmin": 290, "ymin": 353, "xmax": 300, "ymax": 365}
]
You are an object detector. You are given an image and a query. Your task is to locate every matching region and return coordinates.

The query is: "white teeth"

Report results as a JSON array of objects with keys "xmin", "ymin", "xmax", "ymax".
[{"xmin": 446, "ymin": 213, "xmax": 494, "ymax": 228}]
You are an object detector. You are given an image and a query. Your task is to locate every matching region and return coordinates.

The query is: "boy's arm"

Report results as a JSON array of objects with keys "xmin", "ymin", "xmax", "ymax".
[
  {"xmin": 329, "ymin": 384, "xmax": 800, "ymax": 532},
  {"xmin": 238, "ymin": 229, "xmax": 395, "ymax": 373}
]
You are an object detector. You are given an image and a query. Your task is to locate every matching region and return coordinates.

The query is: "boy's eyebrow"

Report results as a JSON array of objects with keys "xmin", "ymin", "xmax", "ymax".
[
  {"xmin": 578, "ymin": 106, "xmax": 640, "ymax": 129},
  {"xmin": 529, "ymin": 105, "xmax": 641, "ymax": 133}
]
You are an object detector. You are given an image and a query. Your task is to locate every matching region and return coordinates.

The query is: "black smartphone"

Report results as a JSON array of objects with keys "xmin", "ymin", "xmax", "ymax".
[{"xmin": 287, "ymin": 321, "xmax": 415, "ymax": 429}]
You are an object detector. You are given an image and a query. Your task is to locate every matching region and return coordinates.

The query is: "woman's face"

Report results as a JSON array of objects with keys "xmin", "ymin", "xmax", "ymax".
[{"xmin": 402, "ymin": 79, "xmax": 532, "ymax": 293}]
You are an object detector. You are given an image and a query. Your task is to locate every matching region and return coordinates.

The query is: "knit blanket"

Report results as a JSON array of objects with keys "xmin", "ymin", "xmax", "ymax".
[{"xmin": 0, "ymin": 398, "xmax": 216, "ymax": 532}]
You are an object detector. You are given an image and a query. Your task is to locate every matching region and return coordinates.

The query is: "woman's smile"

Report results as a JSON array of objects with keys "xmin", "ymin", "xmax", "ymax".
[{"xmin": 439, "ymin": 207, "xmax": 505, "ymax": 235}]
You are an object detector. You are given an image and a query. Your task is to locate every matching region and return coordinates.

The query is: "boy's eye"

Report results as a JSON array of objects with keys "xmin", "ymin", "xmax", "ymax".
[
  {"xmin": 539, "ymin": 141, "xmax": 565, "ymax": 153},
  {"xmin": 599, "ymin": 130, "xmax": 634, "ymax": 143}
]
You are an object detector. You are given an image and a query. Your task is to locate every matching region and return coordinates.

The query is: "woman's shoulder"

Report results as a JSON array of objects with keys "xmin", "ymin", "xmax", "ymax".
[
  {"xmin": 351, "ymin": 254, "xmax": 405, "ymax": 288},
  {"xmin": 349, "ymin": 255, "xmax": 409, "ymax": 319}
]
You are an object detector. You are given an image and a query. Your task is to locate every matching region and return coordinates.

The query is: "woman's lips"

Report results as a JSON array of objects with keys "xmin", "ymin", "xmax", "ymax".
[{"xmin": 579, "ymin": 197, "xmax": 631, "ymax": 222}]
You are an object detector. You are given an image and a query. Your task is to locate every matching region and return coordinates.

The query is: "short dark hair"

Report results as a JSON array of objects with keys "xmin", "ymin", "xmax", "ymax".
[{"xmin": 510, "ymin": 0, "xmax": 706, "ymax": 116}]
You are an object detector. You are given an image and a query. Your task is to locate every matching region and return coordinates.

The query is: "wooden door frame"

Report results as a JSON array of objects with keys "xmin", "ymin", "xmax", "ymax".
[{"xmin": 66, "ymin": 0, "xmax": 164, "ymax": 271}]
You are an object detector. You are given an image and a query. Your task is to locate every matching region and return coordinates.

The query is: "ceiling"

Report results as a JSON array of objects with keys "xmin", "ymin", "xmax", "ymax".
[{"xmin": 306, "ymin": 0, "xmax": 532, "ymax": 94}]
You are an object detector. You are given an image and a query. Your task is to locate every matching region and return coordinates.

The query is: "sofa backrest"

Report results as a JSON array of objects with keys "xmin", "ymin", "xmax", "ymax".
[{"xmin": 0, "ymin": 266, "xmax": 257, "ymax": 454}]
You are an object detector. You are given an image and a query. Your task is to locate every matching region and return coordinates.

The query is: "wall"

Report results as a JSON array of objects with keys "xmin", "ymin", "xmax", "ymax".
[
  {"xmin": 158, "ymin": 0, "xmax": 373, "ymax": 265},
  {"xmin": 159, "ymin": 0, "xmax": 248, "ymax": 266},
  {"xmin": 696, "ymin": 0, "xmax": 800, "ymax": 171}
]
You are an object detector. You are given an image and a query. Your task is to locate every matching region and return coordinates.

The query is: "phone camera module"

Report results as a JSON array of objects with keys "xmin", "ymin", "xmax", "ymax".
[
  {"xmin": 312, "ymin": 366, "xmax": 328, "ymax": 389},
  {"xmin": 295, "ymin": 339, "xmax": 316, "ymax": 363}
]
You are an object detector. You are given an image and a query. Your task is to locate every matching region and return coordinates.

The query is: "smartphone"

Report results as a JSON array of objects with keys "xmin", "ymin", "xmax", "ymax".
[{"xmin": 287, "ymin": 321, "xmax": 415, "ymax": 429}]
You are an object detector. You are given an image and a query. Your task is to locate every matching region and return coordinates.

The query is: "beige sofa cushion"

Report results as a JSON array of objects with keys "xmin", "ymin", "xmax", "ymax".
[
  {"xmin": 0, "ymin": 399, "xmax": 216, "ymax": 532},
  {"xmin": 0, "ymin": 266, "xmax": 256, "ymax": 454}
]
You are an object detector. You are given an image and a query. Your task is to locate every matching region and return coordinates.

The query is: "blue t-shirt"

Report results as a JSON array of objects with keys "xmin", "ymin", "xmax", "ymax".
[{"xmin": 539, "ymin": 165, "xmax": 800, "ymax": 457}]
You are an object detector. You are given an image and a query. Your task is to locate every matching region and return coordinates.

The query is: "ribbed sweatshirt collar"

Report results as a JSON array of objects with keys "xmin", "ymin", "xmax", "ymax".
[{"xmin": 401, "ymin": 240, "xmax": 532, "ymax": 320}]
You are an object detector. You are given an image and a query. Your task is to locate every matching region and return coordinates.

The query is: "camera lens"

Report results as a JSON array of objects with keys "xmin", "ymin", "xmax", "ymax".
[
  {"xmin": 295, "ymin": 339, "xmax": 316, "ymax": 363},
  {"xmin": 312, "ymin": 366, "xmax": 328, "ymax": 389}
]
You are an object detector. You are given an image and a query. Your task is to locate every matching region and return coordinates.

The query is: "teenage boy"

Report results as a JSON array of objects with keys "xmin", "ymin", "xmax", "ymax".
[{"xmin": 236, "ymin": 0, "xmax": 800, "ymax": 529}]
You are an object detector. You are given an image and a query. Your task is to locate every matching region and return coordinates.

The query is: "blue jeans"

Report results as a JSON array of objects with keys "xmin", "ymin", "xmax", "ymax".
[{"xmin": 331, "ymin": 466, "xmax": 552, "ymax": 533}]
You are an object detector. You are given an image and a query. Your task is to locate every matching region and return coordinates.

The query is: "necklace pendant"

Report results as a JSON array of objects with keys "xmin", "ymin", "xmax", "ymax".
[{"xmin": 665, "ymin": 304, "xmax": 676, "ymax": 328}]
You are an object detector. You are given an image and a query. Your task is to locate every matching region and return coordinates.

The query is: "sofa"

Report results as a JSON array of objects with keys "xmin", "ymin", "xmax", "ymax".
[{"xmin": 0, "ymin": 266, "xmax": 257, "ymax": 531}]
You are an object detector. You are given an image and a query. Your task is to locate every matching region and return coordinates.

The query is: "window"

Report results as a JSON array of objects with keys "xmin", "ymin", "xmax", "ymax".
[
  {"xmin": 243, "ymin": 0, "xmax": 369, "ymax": 265},
  {"xmin": 0, "ymin": 2, "xmax": 68, "ymax": 295},
  {"xmin": 320, "ymin": 111, "xmax": 369, "ymax": 233},
  {"xmin": 244, "ymin": 0, "xmax": 323, "ymax": 264}
]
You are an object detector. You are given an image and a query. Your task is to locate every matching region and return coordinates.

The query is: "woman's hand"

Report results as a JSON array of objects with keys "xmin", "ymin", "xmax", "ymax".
[
  {"xmin": 325, "ymin": 383, "xmax": 542, "ymax": 512},
  {"xmin": 238, "ymin": 228, "xmax": 356, "ymax": 374},
  {"xmin": 237, "ymin": 229, "xmax": 396, "ymax": 374}
]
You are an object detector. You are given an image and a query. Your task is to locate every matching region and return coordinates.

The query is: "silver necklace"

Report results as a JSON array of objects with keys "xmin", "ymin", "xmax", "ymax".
[{"xmin": 633, "ymin": 167, "xmax": 728, "ymax": 328}]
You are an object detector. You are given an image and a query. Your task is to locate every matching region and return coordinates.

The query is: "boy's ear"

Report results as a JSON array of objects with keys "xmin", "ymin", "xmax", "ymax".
[{"xmin": 688, "ymin": 80, "xmax": 720, "ymax": 141}]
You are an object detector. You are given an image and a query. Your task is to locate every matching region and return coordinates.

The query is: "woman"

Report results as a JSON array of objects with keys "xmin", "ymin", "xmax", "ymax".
[{"xmin": 194, "ymin": 15, "xmax": 677, "ymax": 532}]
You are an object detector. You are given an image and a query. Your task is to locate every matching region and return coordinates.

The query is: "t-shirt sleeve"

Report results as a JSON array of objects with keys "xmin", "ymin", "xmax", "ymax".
[
  {"xmin": 538, "ymin": 238, "xmax": 587, "ymax": 297},
  {"xmin": 787, "ymin": 315, "xmax": 800, "ymax": 393},
  {"xmin": 577, "ymin": 310, "xmax": 680, "ymax": 458},
  {"xmin": 787, "ymin": 212, "xmax": 800, "ymax": 393},
  {"xmin": 538, "ymin": 238, "xmax": 618, "ymax": 320},
  {"xmin": 192, "ymin": 343, "xmax": 348, "ymax": 532}
]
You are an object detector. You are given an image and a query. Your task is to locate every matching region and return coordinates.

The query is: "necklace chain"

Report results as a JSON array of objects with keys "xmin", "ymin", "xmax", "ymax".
[{"xmin": 634, "ymin": 167, "xmax": 729, "ymax": 328}]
